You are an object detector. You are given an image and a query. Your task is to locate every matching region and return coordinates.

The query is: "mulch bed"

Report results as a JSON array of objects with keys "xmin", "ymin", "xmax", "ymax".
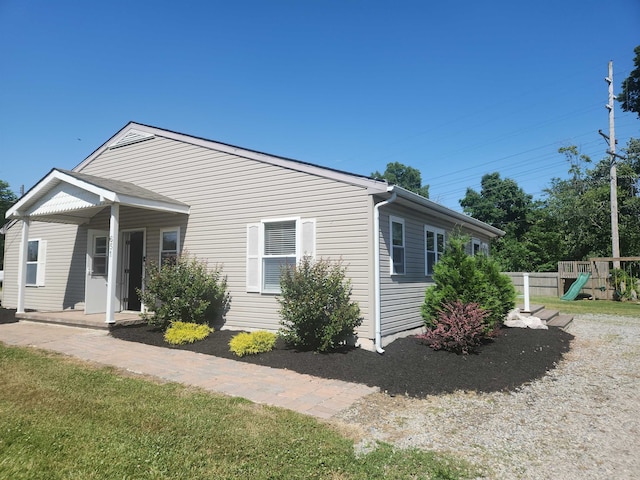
[
  {"xmin": 110, "ymin": 322, "xmax": 574, "ymax": 397},
  {"xmin": 0, "ymin": 307, "xmax": 574, "ymax": 397}
]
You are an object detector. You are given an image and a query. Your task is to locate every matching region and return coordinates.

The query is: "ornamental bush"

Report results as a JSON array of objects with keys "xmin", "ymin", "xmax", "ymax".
[
  {"xmin": 138, "ymin": 254, "xmax": 230, "ymax": 330},
  {"xmin": 164, "ymin": 321, "xmax": 213, "ymax": 345},
  {"xmin": 229, "ymin": 331, "xmax": 277, "ymax": 357},
  {"xmin": 278, "ymin": 256, "xmax": 362, "ymax": 352},
  {"xmin": 421, "ymin": 234, "xmax": 516, "ymax": 331},
  {"xmin": 417, "ymin": 301, "xmax": 493, "ymax": 354}
]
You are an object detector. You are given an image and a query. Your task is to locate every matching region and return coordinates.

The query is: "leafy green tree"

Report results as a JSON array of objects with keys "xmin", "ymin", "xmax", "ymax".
[
  {"xmin": 618, "ymin": 45, "xmax": 640, "ymax": 118},
  {"xmin": 0, "ymin": 180, "xmax": 18, "ymax": 270},
  {"xmin": 545, "ymin": 141, "xmax": 640, "ymax": 260},
  {"xmin": 459, "ymin": 172, "xmax": 559, "ymax": 271},
  {"xmin": 460, "ymin": 172, "xmax": 533, "ymax": 238},
  {"xmin": 371, "ymin": 162, "xmax": 429, "ymax": 198}
]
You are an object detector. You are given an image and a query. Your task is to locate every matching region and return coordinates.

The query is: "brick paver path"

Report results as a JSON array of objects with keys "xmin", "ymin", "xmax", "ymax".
[{"xmin": 0, "ymin": 321, "xmax": 377, "ymax": 419}]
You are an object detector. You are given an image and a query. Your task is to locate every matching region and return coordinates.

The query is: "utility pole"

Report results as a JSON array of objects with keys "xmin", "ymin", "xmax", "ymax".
[{"xmin": 605, "ymin": 60, "xmax": 621, "ymax": 269}]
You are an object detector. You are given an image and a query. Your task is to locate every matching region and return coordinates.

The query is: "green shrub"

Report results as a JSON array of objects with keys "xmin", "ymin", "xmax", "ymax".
[
  {"xmin": 421, "ymin": 234, "xmax": 516, "ymax": 331},
  {"xmin": 417, "ymin": 301, "xmax": 494, "ymax": 354},
  {"xmin": 164, "ymin": 321, "xmax": 213, "ymax": 345},
  {"xmin": 610, "ymin": 268, "xmax": 638, "ymax": 301},
  {"xmin": 278, "ymin": 256, "xmax": 362, "ymax": 352},
  {"xmin": 229, "ymin": 331, "xmax": 277, "ymax": 357},
  {"xmin": 138, "ymin": 254, "xmax": 230, "ymax": 330}
]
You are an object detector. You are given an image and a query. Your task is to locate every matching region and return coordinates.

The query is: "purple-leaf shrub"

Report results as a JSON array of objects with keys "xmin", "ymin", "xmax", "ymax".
[{"xmin": 418, "ymin": 300, "xmax": 494, "ymax": 354}]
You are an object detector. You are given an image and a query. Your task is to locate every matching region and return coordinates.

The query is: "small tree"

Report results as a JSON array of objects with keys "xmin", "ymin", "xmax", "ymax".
[
  {"xmin": 422, "ymin": 234, "xmax": 516, "ymax": 331},
  {"xmin": 138, "ymin": 254, "xmax": 229, "ymax": 330},
  {"xmin": 278, "ymin": 256, "xmax": 362, "ymax": 352}
]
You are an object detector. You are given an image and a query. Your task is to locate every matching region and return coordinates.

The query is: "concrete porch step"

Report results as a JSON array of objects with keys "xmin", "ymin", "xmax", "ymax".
[
  {"xmin": 15, "ymin": 310, "xmax": 145, "ymax": 330},
  {"xmin": 517, "ymin": 305, "xmax": 573, "ymax": 330}
]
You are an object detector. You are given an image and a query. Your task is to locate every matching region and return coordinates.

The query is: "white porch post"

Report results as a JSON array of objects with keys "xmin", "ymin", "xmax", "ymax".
[
  {"xmin": 16, "ymin": 217, "xmax": 30, "ymax": 314},
  {"xmin": 105, "ymin": 203, "xmax": 120, "ymax": 324}
]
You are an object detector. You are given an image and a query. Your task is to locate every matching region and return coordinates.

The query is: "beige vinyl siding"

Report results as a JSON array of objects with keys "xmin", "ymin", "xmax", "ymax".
[
  {"xmin": 2, "ymin": 222, "xmax": 85, "ymax": 311},
  {"xmin": 79, "ymin": 136, "xmax": 373, "ymax": 333},
  {"xmin": 378, "ymin": 203, "xmax": 493, "ymax": 337}
]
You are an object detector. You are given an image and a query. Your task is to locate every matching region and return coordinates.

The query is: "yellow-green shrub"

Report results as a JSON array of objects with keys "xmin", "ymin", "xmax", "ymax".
[
  {"xmin": 164, "ymin": 321, "xmax": 213, "ymax": 345},
  {"xmin": 229, "ymin": 331, "xmax": 277, "ymax": 357}
]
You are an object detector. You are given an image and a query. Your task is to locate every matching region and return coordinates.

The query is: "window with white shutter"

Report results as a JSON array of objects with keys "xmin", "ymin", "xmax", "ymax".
[{"xmin": 246, "ymin": 218, "xmax": 316, "ymax": 293}]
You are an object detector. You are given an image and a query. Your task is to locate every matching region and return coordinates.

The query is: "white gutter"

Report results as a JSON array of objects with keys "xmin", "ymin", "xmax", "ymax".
[{"xmin": 373, "ymin": 189, "xmax": 397, "ymax": 354}]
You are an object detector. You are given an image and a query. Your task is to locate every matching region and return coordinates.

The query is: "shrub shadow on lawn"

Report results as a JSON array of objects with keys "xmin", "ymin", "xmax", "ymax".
[{"xmin": 111, "ymin": 324, "xmax": 574, "ymax": 398}]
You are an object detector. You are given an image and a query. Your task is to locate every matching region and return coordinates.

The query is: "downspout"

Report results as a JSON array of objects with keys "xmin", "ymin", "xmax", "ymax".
[{"xmin": 373, "ymin": 189, "xmax": 397, "ymax": 354}]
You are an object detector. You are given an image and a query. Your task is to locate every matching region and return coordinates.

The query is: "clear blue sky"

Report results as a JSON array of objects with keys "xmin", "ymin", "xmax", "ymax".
[{"xmin": 1, "ymin": 0, "xmax": 638, "ymax": 211}]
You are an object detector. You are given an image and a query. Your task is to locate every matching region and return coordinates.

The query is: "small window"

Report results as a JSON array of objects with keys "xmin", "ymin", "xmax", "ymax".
[
  {"xmin": 425, "ymin": 226, "xmax": 445, "ymax": 275},
  {"xmin": 92, "ymin": 236, "xmax": 108, "ymax": 276},
  {"xmin": 390, "ymin": 216, "xmax": 405, "ymax": 275},
  {"xmin": 26, "ymin": 240, "xmax": 39, "ymax": 285},
  {"xmin": 160, "ymin": 228, "xmax": 179, "ymax": 266},
  {"xmin": 26, "ymin": 239, "xmax": 46, "ymax": 286},
  {"xmin": 263, "ymin": 220, "xmax": 297, "ymax": 293},
  {"xmin": 470, "ymin": 238, "xmax": 488, "ymax": 256}
]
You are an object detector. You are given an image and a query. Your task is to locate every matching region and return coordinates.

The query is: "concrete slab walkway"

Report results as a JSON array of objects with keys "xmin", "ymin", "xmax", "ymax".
[{"xmin": 0, "ymin": 321, "xmax": 378, "ymax": 419}]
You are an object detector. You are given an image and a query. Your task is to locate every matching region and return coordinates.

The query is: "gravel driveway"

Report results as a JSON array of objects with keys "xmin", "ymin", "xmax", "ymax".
[{"xmin": 336, "ymin": 313, "xmax": 640, "ymax": 479}]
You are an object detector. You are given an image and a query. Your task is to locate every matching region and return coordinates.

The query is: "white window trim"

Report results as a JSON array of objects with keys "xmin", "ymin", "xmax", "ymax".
[
  {"xmin": 262, "ymin": 217, "xmax": 299, "ymax": 294},
  {"xmin": 26, "ymin": 238, "xmax": 46, "ymax": 287},
  {"xmin": 246, "ymin": 217, "xmax": 316, "ymax": 294},
  {"xmin": 159, "ymin": 227, "xmax": 180, "ymax": 266},
  {"xmin": 471, "ymin": 237, "xmax": 489, "ymax": 256},
  {"xmin": 424, "ymin": 226, "xmax": 445, "ymax": 276},
  {"xmin": 389, "ymin": 216, "xmax": 405, "ymax": 276}
]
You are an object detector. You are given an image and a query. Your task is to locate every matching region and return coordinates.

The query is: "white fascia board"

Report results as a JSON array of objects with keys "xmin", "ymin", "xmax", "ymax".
[
  {"xmin": 6, "ymin": 169, "xmax": 115, "ymax": 219},
  {"xmin": 117, "ymin": 194, "xmax": 190, "ymax": 214},
  {"xmin": 388, "ymin": 186, "xmax": 506, "ymax": 238},
  {"xmin": 54, "ymin": 170, "xmax": 117, "ymax": 201},
  {"xmin": 6, "ymin": 170, "xmax": 59, "ymax": 218}
]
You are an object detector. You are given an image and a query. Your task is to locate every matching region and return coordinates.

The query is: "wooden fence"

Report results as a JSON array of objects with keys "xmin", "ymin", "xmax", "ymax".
[
  {"xmin": 507, "ymin": 257, "xmax": 640, "ymax": 300},
  {"xmin": 504, "ymin": 272, "xmax": 561, "ymax": 297}
]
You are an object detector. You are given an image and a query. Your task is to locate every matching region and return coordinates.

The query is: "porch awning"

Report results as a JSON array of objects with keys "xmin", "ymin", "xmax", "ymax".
[{"xmin": 6, "ymin": 169, "xmax": 190, "ymax": 223}]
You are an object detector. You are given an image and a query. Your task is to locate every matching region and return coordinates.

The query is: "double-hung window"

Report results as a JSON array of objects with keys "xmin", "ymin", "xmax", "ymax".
[
  {"xmin": 160, "ymin": 228, "xmax": 180, "ymax": 266},
  {"xmin": 246, "ymin": 218, "xmax": 316, "ymax": 293},
  {"xmin": 26, "ymin": 239, "xmax": 46, "ymax": 286},
  {"xmin": 425, "ymin": 226, "xmax": 445, "ymax": 275},
  {"xmin": 390, "ymin": 216, "xmax": 405, "ymax": 275},
  {"xmin": 262, "ymin": 220, "xmax": 297, "ymax": 293}
]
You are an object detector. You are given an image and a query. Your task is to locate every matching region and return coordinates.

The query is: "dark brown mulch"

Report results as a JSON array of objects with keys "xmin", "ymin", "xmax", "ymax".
[{"xmin": 110, "ymin": 322, "xmax": 574, "ymax": 398}]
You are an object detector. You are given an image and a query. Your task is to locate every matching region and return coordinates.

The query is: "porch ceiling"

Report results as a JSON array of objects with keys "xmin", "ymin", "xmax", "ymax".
[{"xmin": 6, "ymin": 168, "xmax": 190, "ymax": 224}]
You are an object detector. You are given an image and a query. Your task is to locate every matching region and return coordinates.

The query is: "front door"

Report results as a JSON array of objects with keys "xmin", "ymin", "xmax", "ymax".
[
  {"xmin": 122, "ymin": 230, "xmax": 144, "ymax": 311},
  {"xmin": 85, "ymin": 229, "xmax": 109, "ymax": 314}
]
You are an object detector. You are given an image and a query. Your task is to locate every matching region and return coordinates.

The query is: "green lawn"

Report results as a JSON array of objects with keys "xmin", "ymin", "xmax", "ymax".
[
  {"xmin": 0, "ymin": 344, "xmax": 475, "ymax": 480},
  {"xmin": 531, "ymin": 295, "xmax": 640, "ymax": 317}
]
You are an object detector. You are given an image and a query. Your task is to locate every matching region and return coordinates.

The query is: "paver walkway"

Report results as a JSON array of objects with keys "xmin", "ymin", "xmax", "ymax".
[{"xmin": 0, "ymin": 321, "xmax": 378, "ymax": 419}]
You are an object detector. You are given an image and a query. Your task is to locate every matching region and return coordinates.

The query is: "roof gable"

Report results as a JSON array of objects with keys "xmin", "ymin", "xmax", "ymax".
[
  {"xmin": 6, "ymin": 169, "xmax": 189, "ymax": 224},
  {"xmin": 74, "ymin": 122, "xmax": 390, "ymax": 194}
]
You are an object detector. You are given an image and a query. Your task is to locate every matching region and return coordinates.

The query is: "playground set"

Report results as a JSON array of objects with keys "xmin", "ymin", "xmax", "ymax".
[{"xmin": 559, "ymin": 257, "xmax": 640, "ymax": 301}]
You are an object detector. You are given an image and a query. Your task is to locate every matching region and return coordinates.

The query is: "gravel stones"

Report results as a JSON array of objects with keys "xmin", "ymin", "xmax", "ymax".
[{"xmin": 336, "ymin": 314, "xmax": 640, "ymax": 479}]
